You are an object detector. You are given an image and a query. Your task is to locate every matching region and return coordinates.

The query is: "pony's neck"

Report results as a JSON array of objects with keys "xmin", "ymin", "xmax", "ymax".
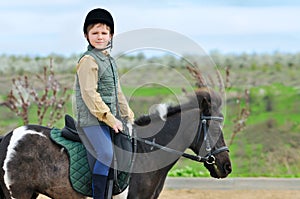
[{"xmin": 134, "ymin": 108, "xmax": 201, "ymax": 173}]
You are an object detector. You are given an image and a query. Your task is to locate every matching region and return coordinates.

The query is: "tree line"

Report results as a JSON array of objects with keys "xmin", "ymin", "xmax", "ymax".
[{"xmin": 0, "ymin": 51, "xmax": 299, "ymax": 75}]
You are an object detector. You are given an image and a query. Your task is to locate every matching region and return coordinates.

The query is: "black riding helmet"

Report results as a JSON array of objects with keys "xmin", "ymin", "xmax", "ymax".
[{"xmin": 83, "ymin": 8, "xmax": 114, "ymax": 35}]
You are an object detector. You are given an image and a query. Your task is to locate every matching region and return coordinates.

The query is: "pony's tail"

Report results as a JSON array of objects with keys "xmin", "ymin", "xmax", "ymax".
[
  {"xmin": 0, "ymin": 138, "xmax": 4, "ymax": 199},
  {"xmin": 0, "ymin": 135, "xmax": 5, "ymax": 199}
]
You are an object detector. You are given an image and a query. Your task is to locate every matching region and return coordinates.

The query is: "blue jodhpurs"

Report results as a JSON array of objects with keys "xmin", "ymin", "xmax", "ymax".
[{"xmin": 82, "ymin": 125, "xmax": 113, "ymax": 176}]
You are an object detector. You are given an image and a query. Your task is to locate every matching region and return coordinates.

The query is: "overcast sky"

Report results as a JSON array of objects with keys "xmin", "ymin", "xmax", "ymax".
[{"xmin": 1, "ymin": 0, "xmax": 300, "ymax": 56}]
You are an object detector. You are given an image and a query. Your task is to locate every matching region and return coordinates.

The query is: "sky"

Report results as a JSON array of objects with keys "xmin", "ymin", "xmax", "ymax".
[{"xmin": 0, "ymin": 0, "xmax": 300, "ymax": 56}]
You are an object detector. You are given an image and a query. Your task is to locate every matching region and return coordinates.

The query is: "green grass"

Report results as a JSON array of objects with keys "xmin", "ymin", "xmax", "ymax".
[{"xmin": 123, "ymin": 86, "xmax": 184, "ymax": 97}]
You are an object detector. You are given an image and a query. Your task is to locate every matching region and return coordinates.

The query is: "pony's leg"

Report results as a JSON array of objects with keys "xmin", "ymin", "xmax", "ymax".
[
  {"xmin": 113, "ymin": 186, "xmax": 128, "ymax": 199},
  {"xmin": 9, "ymin": 190, "xmax": 35, "ymax": 199},
  {"xmin": 153, "ymin": 177, "xmax": 166, "ymax": 198},
  {"xmin": 0, "ymin": 186, "xmax": 5, "ymax": 199},
  {"xmin": 31, "ymin": 192, "xmax": 39, "ymax": 199},
  {"xmin": 0, "ymin": 183, "xmax": 15, "ymax": 199}
]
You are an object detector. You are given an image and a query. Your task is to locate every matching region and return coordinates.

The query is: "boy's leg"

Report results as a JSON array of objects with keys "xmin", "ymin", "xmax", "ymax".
[
  {"xmin": 92, "ymin": 174, "xmax": 108, "ymax": 199},
  {"xmin": 82, "ymin": 125, "xmax": 113, "ymax": 199}
]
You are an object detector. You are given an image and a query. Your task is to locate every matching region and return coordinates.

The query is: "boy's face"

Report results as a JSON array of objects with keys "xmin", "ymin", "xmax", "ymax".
[{"xmin": 86, "ymin": 23, "xmax": 112, "ymax": 49}]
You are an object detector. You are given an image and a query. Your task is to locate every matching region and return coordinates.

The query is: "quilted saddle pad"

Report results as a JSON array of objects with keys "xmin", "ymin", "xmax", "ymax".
[{"xmin": 50, "ymin": 128, "xmax": 92, "ymax": 196}]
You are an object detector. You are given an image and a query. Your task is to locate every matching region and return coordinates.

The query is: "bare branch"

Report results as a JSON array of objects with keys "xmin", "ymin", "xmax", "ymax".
[
  {"xmin": 1, "ymin": 59, "xmax": 71, "ymax": 127},
  {"xmin": 186, "ymin": 64, "xmax": 207, "ymax": 88},
  {"xmin": 229, "ymin": 89, "xmax": 251, "ymax": 145}
]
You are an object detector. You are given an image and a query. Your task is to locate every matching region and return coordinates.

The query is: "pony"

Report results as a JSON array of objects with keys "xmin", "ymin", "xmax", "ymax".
[{"xmin": 0, "ymin": 87, "xmax": 231, "ymax": 199}]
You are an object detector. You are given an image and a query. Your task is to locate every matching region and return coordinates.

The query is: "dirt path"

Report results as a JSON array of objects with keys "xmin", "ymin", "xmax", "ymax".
[
  {"xmin": 164, "ymin": 177, "xmax": 300, "ymax": 190},
  {"xmin": 37, "ymin": 178, "xmax": 300, "ymax": 199},
  {"xmin": 38, "ymin": 190, "xmax": 300, "ymax": 199},
  {"xmin": 160, "ymin": 177, "xmax": 300, "ymax": 199},
  {"xmin": 159, "ymin": 189, "xmax": 300, "ymax": 199}
]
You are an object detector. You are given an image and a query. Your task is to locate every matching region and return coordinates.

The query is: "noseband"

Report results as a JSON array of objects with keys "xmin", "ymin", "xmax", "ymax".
[{"xmin": 193, "ymin": 114, "xmax": 229, "ymax": 164}]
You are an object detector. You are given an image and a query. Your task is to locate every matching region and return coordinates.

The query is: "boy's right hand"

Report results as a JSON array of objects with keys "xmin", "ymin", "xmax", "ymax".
[{"xmin": 112, "ymin": 118, "xmax": 123, "ymax": 133}]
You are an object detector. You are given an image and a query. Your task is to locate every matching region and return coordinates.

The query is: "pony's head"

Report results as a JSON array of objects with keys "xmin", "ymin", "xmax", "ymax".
[
  {"xmin": 134, "ymin": 87, "xmax": 231, "ymax": 177},
  {"xmin": 189, "ymin": 87, "xmax": 232, "ymax": 178}
]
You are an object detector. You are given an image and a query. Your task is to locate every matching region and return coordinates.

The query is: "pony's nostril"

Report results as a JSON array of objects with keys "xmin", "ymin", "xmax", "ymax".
[{"xmin": 224, "ymin": 162, "xmax": 232, "ymax": 174}]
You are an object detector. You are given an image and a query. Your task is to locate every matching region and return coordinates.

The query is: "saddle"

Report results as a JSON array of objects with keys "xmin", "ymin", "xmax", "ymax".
[
  {"xmin": 61, "ymin": 114, "xmax": 81, "ymax": 142},
  {"xmin": 51, "ymin": 114, "xmax": 134, "ymax": 197}
]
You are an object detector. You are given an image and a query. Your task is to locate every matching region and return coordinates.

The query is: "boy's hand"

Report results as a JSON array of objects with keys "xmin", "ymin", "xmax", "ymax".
[{"xmin": 112, "ymin": 119, "xmax": 123, "ymax": 133}]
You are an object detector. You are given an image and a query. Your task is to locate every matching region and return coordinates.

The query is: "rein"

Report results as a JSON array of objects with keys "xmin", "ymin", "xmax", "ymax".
[{"xmin": 131, "ymin": 114, "xmax": 229, "ymax": 165}]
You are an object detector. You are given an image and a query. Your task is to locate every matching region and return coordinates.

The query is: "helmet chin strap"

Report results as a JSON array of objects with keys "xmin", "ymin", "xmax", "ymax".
[{"xmin": 88, "ymin": 40, "xmax": 113, "ymax": 52}]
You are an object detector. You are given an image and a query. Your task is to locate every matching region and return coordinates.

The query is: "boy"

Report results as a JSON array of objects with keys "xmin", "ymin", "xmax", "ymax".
[{"xmin": 74, "ymin": 8, "xmax": 134, "ymax": 199}]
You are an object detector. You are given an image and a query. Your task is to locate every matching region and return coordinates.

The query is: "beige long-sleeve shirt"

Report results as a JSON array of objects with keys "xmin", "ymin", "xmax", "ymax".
[{"xmin": 76, "ymin": 55, "xmax": 134, "ymax": 128}]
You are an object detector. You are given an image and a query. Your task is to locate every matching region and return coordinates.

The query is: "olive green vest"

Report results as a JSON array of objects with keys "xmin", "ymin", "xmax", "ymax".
[{"xmin": 75, "ymin": 46, "xmax": 119, "ymax": 127}]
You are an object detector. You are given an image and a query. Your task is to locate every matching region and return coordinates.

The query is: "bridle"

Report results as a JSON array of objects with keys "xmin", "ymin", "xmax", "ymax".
[
  {"xmin": 133, "ymin": 113, "xmax": 229, "ymax": 165},
  {"xmin": 192, "ymin": 114, "xmax": 229, "ymax": 164}
]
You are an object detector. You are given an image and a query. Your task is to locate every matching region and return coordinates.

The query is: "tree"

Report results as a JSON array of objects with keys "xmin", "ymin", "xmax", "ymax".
[
  {"xmin": 1, "ymin": 59, "xmax": 71, "ymax": 127},
  {"xmin": 186, "ymin": 64, "xmax": 250, "ymax": 146}
]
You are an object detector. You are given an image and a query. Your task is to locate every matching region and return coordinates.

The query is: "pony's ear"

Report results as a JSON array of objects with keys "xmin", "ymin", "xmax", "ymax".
[{"xmin": 200, "ymin": 96, "xmax": 210, "ymax": 111}]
